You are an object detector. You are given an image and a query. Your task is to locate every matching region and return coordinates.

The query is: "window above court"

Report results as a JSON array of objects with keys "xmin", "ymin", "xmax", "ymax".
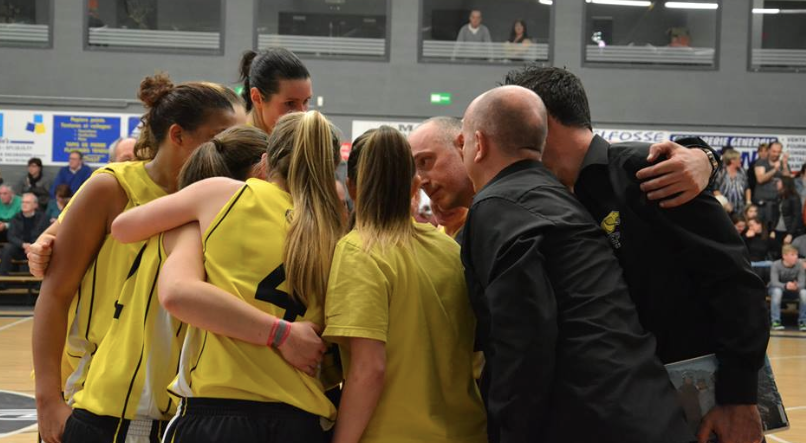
[
  {"xmin": 419, "ymin": 0, "xmax": 552, "ymax": 65},
  {"xmin": 85, "ymin": 0, "xmax": 223, "ymax": 54},
  {"xmin": 583, "ymin": 0, "xmax": 720, "ymax": 69},
  {"xmin": 0, "ymin": 0, "xmax": 52, "ymax": 49},
  {"xmin": 750, "ymin": 1, "xmax": 806, "ymax": 72},
  {"xmin": 256, "ymin": 0, "xmax": 390, "ymax": 61}
]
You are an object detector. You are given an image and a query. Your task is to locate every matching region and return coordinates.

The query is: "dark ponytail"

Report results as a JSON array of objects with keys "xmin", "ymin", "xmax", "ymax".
[{"xmin": 238, "ymin": 48, "xmax": 310, "ymax": 112}]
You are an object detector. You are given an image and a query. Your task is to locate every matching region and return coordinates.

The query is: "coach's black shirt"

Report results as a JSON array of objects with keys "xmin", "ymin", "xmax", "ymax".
[
  {"xmin": 461, "ymin": 160, "xmax": 693, "ymax": 443},
  {"xmin": 574, "ymin": 135, "xmax": 770, "ymax": 405}
]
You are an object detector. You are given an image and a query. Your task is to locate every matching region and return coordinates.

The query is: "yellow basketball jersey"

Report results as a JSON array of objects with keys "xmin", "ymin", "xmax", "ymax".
[
  {"xmin": 169, "ymin": 179, "xmax": 336, "ymax": 420},
  {"xmin": 324, "ymin": 224, "xmax": 487, "ymax": 443},
  {"xmin": 60, "ymin": 162, "xmax": 167, "ymax": 403},
  {"xmin": 73, "ymin": 233, "xmax": 186, "ymax": 424}
]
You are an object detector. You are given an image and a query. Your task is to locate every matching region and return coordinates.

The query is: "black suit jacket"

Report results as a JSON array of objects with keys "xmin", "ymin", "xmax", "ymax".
[
  {"xmin": 8, "ymin": 210, "xmax": 49, "ymax": 249},
  {"xmin": 462, "ymin": 160, "xmax": 693, "ymax": 443}
]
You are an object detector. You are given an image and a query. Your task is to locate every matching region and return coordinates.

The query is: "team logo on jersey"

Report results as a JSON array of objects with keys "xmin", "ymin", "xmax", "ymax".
[
  {"xmin": 0, "ymin": 390, "xmax": 37, "ymax": 438},
  {"xmin": 600, "ymin": 211, "xmax": 622, "ymax": 249}
]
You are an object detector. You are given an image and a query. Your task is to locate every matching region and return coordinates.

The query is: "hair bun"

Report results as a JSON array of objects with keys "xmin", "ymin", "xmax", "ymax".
[{"xmin": 138, "ymin": 73, "xmax": 175, "ymax": 108}]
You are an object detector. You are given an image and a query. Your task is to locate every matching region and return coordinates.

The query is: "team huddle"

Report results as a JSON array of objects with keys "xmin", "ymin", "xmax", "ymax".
[{"xmin": 30, "ymin": 48, "xmax": 768, "ymax": 443}]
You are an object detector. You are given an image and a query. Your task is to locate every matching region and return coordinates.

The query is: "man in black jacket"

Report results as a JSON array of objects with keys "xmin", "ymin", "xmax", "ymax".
[
  {"xmin": 0, "ymin": 193, "xmax": 50, "ymax": 276},
  {"xmin": 461, "ymin": 85, "xmax": 693, "ymax": 443},
  {"xmin": 504, "ymin": 66, "xmax": 768, "ymax": 443}
]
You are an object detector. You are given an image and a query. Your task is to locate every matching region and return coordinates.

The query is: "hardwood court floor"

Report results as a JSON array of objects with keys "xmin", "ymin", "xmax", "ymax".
[{"xmin": 1, "ymin": 309, "xmax": 805, "ymax": 443}]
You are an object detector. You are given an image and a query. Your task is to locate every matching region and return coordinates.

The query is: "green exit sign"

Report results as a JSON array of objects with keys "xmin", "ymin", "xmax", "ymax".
[{"xmin": 431, "ymin": 93, "xmax": 452, "ymax": 105}]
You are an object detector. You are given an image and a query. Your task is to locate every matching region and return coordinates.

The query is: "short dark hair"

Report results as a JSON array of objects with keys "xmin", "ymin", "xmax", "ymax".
[
  {"xmin": 503, "ymin": 65, "xmax": 592, "ymax": 130},
  {"xmin": 69, "ymin": 150, "xmax": 83, "ymax": 159},
  {"xmin": 27, "ymin": 157, "xmax": 42, "ymax": 167}
]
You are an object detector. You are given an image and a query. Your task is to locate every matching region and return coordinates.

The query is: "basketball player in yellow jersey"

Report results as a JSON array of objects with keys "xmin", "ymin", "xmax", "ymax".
[
  {"xmin": 59, "ymin": 126, "xmax": 266, "ymax": 443},
  {"xmin": 33, "ymin": 74, "xmax": 243, "ymax": 443},
  {"xmin": 324, "ymin": 127, "xmax": 486, "ymax": 443},
  {"xmin": 111, "ymin": 111, "xmax": 344, "ymax": 443}
]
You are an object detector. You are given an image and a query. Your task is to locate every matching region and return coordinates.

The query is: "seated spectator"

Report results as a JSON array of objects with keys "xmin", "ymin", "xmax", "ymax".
[
  {"xmin": 731, "ymin": 214, "xmax": 747, "ymax": 235},
  {"xmin": 51, "ymin": 150, "xmax": 93, "ymax": 198},
  {"xmin": 769, "ymin": 245, "xmax": 806, "ymax": 331},
  {"xmin": 504, "ymin": 20, "xmax": 532, "ymax": 61},
  {"xmin": 775, "ymin": 176, "xmax": 804, "ymax": 244},
  {"xmin": 0, "ymin": 185, "xmax": 22, "ymax": 243},
  {"xmin": 791, "ymin": 233, "xmax": 806, "ymax": 259},
  {"xmin": 0, "ymin": 193, "xmax": 49, "ymax": 277},
  {"xmin": 46, "ymin": 184, "xmax": 72, "ymax": 224},
  {"xmin": 713, "ymin": 149, "xmax": 749, "ymax": 216},
  {"xmin": 453, "ymin": 10, "xmax": 492, "ymax": 60},
  {"xmin": 16, "ymin": 157, "xmax": 51, "ymax": 211},
  {"xmin": 108, "ymin": 137, "xmax": 137, "ymax": 163},
  {"xmin": 744, "ymin": 203, "xmax": 759, "ymax": 221},
  {"xmin": 744, "ymin": 217, "xmax": 779, "ymax": 282}
]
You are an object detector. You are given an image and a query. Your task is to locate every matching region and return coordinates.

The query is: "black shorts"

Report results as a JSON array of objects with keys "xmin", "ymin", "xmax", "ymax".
[
  {"xmin": 164, "ymin": 398, "xmax": 325, "ymax": 443},
  {"xmin": 62, "ymin": 408, "xmax": 169, "ymax": 443}
]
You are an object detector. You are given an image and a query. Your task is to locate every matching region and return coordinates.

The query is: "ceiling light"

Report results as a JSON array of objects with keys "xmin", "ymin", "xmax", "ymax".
[
  {"xmin": 665, "ymin": 2, "xmax": 719, "ymax": 9},
  {"xmin": 539, "ymin": 0, "xmax": 553, "ymax": 4},
  {"xmin": 587, "ymin": 0, "xmax": 652, "ymax": 6},
  {"xmin": 752, "ymin": 8, "xmax": 779, "ymax": 14}
]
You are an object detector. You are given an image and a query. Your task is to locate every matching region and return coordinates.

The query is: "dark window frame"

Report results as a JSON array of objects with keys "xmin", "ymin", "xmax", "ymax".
[
  {"xmin": 746, "ymin": 0, "xmax": 806, "ymax": 73},
  {"xmin": 0, "ymin": 0, "xmax": 55, "ymax": 49}
]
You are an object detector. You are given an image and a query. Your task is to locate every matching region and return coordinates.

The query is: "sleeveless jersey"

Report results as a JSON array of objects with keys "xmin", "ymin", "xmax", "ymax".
[
  {"xmin": 60, "ymin": 162, "xmax": 167, "ymax": 403},
  {"xmin": 72, "ymin": 232, "xmax": 186, "ymax": 426},
  {"xmin": 169, "ymin": 179, "xmax": 336, "ymax": 420}
]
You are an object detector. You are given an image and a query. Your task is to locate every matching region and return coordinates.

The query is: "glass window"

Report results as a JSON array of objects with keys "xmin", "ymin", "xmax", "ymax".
[
  {"xmin": 86, "ymin": 0, "xmax": 223, "ymax": 53},
  {"xmin": 750, "ymin": 1, "xmax": 806, "ymax": 72},
  {"xmin": 583, "ymin": 0, "xmax": 719, "ymax": 68},
  {"xmin": 256, "ymin": 0, "xmax": 389, "ymax": 60},
  {"xmin": 0, "ymin": 0, "xmax": 51, "ymax": 48},
  {"xmin": 420, "ymin": 0, "xmax": 552, "ymax": 65}
]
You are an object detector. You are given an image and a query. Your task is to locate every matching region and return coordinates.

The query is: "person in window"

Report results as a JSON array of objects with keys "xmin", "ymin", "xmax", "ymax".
[
  {"xmin": 668, "ymin": 27, "xmax": 691, "ymax": 47},
  {"xmin": 453, "ymin": 10, "xmax": 492, "ymax": 60},
  {"xmin": 775, "ymin": 176, "xmax": 804, "ymax": 244},
  {"xmin": 504, "ymin": 20, "xmax": 532, "ymax": 61}
]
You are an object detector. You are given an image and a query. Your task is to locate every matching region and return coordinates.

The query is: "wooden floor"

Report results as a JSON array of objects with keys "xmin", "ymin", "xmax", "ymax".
[{"xmin": 1, "ymin": 309, "xmax": 805, "ymax": 443}]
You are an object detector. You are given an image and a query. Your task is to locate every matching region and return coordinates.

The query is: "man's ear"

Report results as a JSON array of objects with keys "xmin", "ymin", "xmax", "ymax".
[
  {"xmin": 474, "ymin": 130, "xmax": 488, "ymax": 163},
  {"xmin": 456, "ymin": 133, "xmax": 465, "ymax": 159}
]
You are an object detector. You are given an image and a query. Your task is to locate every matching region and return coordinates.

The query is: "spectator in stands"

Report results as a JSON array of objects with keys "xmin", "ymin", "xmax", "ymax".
[
  {"xmin": 46, "ymin": 184, "xmax": 72, "ymax": 224},
  {"xmin": 769, "ymin": 244, "xmax": 806, "ymax": 331},
  {"xmin": 713, "ymin": 149, "xmax": 749, "ymax": 216},
  {"xmin": 51, "ymin": 150, "xmax": 93, "ymax": 198},
  {"xmin": 744, "ymin": 203, "xmax": 759, "ymax": 222},
  {"xmin": 108, "ymin": 137, "xmax": 137, "ymax": 163},
  {"xmin": 791, "ymin": 233, "xmax": 806, "ymax": 258},
  {"xmin": 16, "ymin": 157, "xmax": 51, "ymax": 211},
  {"xmin": 453, "ymin": 10, "xmax": 492, "ymax": 60},
  {"xmin": 796, "ymin": 163, "xmax": 806, "ymax": 205},
  {"xmin": 775, "ymin": 176, "xmax": 804, "ymax": 244},
  {"xmin": 0, "ymin": 193, "xmax": 48, "ymax": 277},
  {"xmin": 754, "ymin": 141, "xmax": 790, "ymax": 230},
  {"xmin": 0, "ymin": 185, "xmax": 21, "ymax": 242},
  {"xmin": 744, "ymin": 217, "xmax": 779, "ymax": 283},
  {"xmin": 504, "ymin": 19, "xmax": 532, "ymax": 61},
  {"xmin": 732, "ymin": 214, "xmax": 747, "ymax": 235},
  {"xmin": 747, "ymin": 143, "xmax": 768, "ymax": 201}
]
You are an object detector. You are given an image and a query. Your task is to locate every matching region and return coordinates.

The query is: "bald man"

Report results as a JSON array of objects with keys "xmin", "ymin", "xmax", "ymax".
[
  {"xmin": 108, "ymin": 137, "xmax": 136, "ymax": 163},
  {"xmin": 460, "ymin": 86, "xmax": 693, "ymax": 443}
]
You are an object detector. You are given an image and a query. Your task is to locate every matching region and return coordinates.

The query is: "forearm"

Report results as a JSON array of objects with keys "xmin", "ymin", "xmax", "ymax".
[
  {"xmin": 332, "ymin": 362, "xmax": 385, "ymax": 443},
  {"xmin": 758, "ymin": 169, "xmax": 776, "ymax": 184},
  {"xmin": 159, "ymin": 279, "xmax": 275, "ymax": 346},
  {"xmin": 32, "ymin": 288, "xmax": 72, "ymax": 405}
]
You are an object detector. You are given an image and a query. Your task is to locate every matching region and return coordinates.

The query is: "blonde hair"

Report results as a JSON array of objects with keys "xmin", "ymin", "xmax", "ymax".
[
  {"xmin": 353, "ymin": 126, "xmax": 418, "ymax": 251},
  {"xmin": 267, "ymin": 111, "xmax": 343, "ymax": 305},
  {"xmin": 177, "ymin": 125, "xmax": 267, "ymax": 189},
  {"xmin": 722, "ymin": 150, "xmax": 741, "ymax": 165},
  {"xmin": 782, "ymin": 244, "xmax": 798, "ymax": 255}
]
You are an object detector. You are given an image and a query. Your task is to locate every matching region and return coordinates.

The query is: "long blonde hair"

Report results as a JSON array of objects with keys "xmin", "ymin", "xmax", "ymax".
[
  {"xmin": 353, "ymin": 126, "xmax": 418, "ymax": 251},
  {"xmin": 267, "ymin": 111, "xmax": 343, "ymax": 305}
]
